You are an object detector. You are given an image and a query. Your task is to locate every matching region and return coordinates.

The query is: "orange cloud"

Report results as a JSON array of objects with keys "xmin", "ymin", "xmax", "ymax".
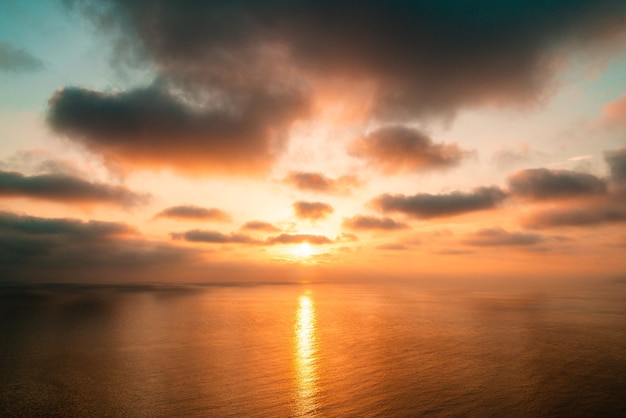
[
  {"xmin": 155, "ymin": 205, "xmax": 231, "ymax": 222},
  {"xmin": 293, "ymin": 201, "xmax": 334, "ymax": 220},
  {"xmin": 284, "ymin": 171, "xmax": 360, "ymax": 194},
  {"xmin": 350, "ymin": 126, "xmax": 472, "ymax": 174},
  {"xmin": 342, "ymin": 215, "xmax": 407, "ymax": 231},
  {"xmin": 48, "ymin": 87, "xmax": 307, "ymax": 175}
]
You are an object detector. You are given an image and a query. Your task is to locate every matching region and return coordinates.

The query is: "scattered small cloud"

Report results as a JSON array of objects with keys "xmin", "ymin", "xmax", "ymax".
[
  {"xmin": 170, "ymin": 230, "xmax": 256, "ymax": 244},
  {"xmin": 376, "ymin": 243, "xmax": 408, "ymax": 250},
  {"xmin": 371, "ymin": 187, "xmax": 506, "ymax": 219},
  {"xmin": 284, "ymin": 171, "xmax": 360, "ymax": 194},
  {"xmin": 266, "ymin": 233, "xmax": 333, "ymax": 245},
  {"xmin": 521, "ymin": 204, "xmax": 626, "ymax": 229},
  {"xmin": 155, "ymin": 205, "xmax": 230, "ymax": 221},
  {"xmin": 462, "ymin": 227, "xmax": 545, "ymax": 246},
  {"xmin": 293, "ymin": 201, "xmax": 334, "ymax": 220},
  {"xmin": 342, "ymin": 215, "xmax": 407, "ymax": 231},
  {"xmin": 507, "ymin": 168, "xmax": 607, "ymax": 200},
  {"xmin": 240, "ymin": 220, "xmax": 280, "ymax": 232},
  {"xmin": 350, "ymin": 125, "xmax": 472, "ymax": 174}
]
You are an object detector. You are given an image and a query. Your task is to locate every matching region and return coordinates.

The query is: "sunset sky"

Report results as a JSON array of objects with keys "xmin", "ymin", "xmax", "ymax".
[{"xmin": 1, "ymin": 0, "xmax": 626, "ymax": 283}]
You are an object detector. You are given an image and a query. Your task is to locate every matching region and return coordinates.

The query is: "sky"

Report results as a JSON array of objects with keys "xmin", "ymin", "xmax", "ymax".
[{"xmin": 1, "ymin": 0, "xmax": 625, "ymax": 284}]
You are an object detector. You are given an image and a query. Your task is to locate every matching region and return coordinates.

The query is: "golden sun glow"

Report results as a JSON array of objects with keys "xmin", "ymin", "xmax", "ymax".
[{"xmin": 294, "ymin": 242, "xmax": 313, "ymax": 258}]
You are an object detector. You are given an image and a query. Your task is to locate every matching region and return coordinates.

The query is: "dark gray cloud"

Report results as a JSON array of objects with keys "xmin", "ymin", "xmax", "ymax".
[
  {"xmin": 266, "ymin": 233, "xmax": 333, "ymax": 245},
  {"xmin": 350, "ymin": 126, "xmax": 471, "ymax": 173},
  {"xmin": 605, "ymin": 146, "xmax": 626, "ymax": 184},
  {"xmin": 342, "ymin": 215, "xmax": 407, "ymax": 231},
  {"xmin": 0, "ymin": 211, "xmax": 135, "ymax": 239},
  {"xmin": 170, "ymin": 229, "xmax": 333, "ymax": 245},
  {"xmin": 155, "ymin": 205, "xmax": 230, "ymax": 221},
  {"xmin": 0, "ymin": 42, "xmax": 43, "ymax": 73},
  {"xmin": 0, "ymin": 212, "xmax": 197, "ymax": 281},
  {"xmin": 170, "ymin": 230, "xmax": 256, "ymax": 244},
  {"xmin": 0, "ymin": 169, "xmax": 150, "ymax": 207},
  {"xmin": 64, "ymin": 0, "xmax": 626, "ymax": 120},
  {"xmin": 284, "ymin": 171, "xmax": 359, "ymax": 194},
  {"xmin": 522, "ymin": 205, "xmax": 626, "ymax": 229},
  {"xmin": 293, "ymin": 201, "xmax": 334, "ymax": 220},
  {"xmin": 508, "ymin": 168, "xmax": 607, "ymax": 200},
  {"xmin": 462, "ymin": 227, "xmax": 545, "ymax": 246},
  {"xmin": 48, "ymin": 86, "xmax": 307, "ymax": 175},
  {"xmin": 240, "ymin": 221, "xmax": 280, "ymax": 232},
  {"xmin": 372, "ymin": 187, "xmax": 507, "ymax": 219}
]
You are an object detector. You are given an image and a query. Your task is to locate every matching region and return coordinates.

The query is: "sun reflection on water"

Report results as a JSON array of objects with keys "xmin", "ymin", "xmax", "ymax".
[{"xmin": 294, "ymin": 291, "xmax": 318, "ymax": 416}]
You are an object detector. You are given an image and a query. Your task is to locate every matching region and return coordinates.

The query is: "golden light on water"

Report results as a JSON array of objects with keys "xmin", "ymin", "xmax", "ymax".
[{"xmin": 294, "ymin": 291, "xmax": 318, "ymax": 416}]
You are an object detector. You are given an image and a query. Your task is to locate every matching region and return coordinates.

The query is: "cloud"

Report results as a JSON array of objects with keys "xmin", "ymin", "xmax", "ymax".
[
  {"xmin": 0, "ymin": 42, "xmax": 43, "ymax": 73},
  {"xmin": 0, "ymin": 169, "xmax": 150, "ymax": 207},
  {"xmin": 266, "ymin": 233, "xmax": 333, "ymax": 245},
  {"xmin": 0, "ymin": 211, "xmax": 135, "ymax": 239},
  {"xmin": 155, "ymin": 205, "xmax": 230, "ymax": 221},
  {"xmin": 462, "ymin": 227, "xmax": 545, "ymax": 246},
  {"xmin": 598, "ymin": 94, "xmax": 626, "ymax": 131},
  {"xmin": 507, "ymin": 168, "xmax": 607, "ymax": 200},
  {"xmin": 372, "ymin": 187, "xmax": 507, "ymax": 219},
  {"xmin": 376, "ymin": 243, "xmax": 408, "ymax": 251},
  {"xmin": 170, "ymin": 229, "xmax": 333, "ymax": 245},
  {"xmin": 293, "ymin": 201, "xmax": 334, "ymax": 220},
  {"xmin": 491, "ymin": 143, "xmax": 545, "ymax": 169},
  {"xmin": 342, "ymin": 215, "xmax": 407, "ymax": 231},
  {"xmin": 240, "ymin": 220, "xmax": 280, "ymax": 232},
  {"xmin": 65, "ymin": 0, "xmax": 626, "ymax": 121},
  {"xmin": 350, "ymin": 126, "xmax": 471, "ymax": 173},
  {"xmin": 522, "ymin": 204, "xmax": 626, "ymax": 228},
  {"xmin": 284, "ymin": 171, "xmax": 359, "ymax": 194},
  {"xmin": 47, "ymin": 86, "xmax": 307, "ymax": 175},
  {"xmin": 604, "ymin": 146, "xmax": 626, "ymax": 184},
  {"xmin": 0, "ymin": 212, "xmax": 198, "ymax": 281},
  {"xmin": 170, "ymin": 230, "xmax": 256, "ymax": 244}
]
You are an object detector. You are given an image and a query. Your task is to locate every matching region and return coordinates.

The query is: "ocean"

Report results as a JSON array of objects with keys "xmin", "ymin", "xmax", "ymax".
[{"xmin": 1, "ymin": 280, "xmax": 625, "ymax": 417}]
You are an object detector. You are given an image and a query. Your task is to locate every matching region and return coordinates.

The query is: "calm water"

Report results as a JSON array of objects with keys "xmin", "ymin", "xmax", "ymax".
[{"xmin": 1, "ymin": 281, "xmax": 625, "ymax": 417}]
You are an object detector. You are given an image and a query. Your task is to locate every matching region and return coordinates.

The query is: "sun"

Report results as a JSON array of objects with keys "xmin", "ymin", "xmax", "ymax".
[{"xmin": 295, "ymin": 242, "xmax": 313, "ymax": 258}]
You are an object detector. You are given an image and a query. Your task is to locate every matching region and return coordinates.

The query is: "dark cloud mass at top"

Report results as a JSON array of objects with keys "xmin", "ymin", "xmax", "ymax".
[
  {"xmin": 64, "ymin": 0, "xmax": 626, "ymax": 120},
  {"xmin": 0, "ymin": 169, "xmax": 150, "ymax": 207},
  {"xmin": 48, "ymin": 0, "xmax": 626, "ymax": 175}
]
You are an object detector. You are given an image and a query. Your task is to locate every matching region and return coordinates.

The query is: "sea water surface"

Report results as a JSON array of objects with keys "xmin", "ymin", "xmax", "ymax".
[{"xmin": 1, "ymin": 280, "xmax": 625, "ymax": 417}]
